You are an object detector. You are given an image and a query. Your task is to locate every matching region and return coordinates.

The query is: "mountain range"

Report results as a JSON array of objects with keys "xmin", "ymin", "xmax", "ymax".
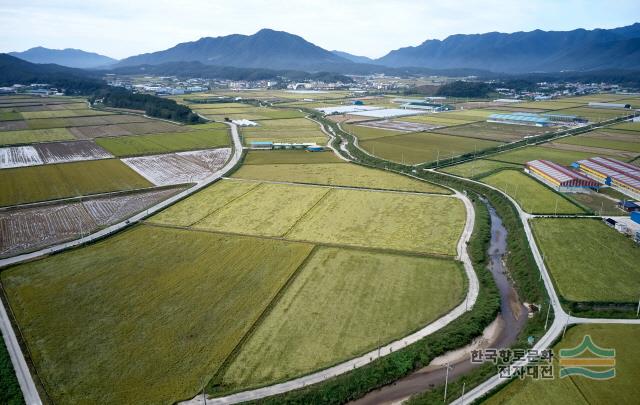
[
  {"xmin": 8, "ymin": 47, "xmax": 116, "ymax": 69},
  {"xmin": 7, "ymin": 23, "xmax": 640, "ymax": 74}
]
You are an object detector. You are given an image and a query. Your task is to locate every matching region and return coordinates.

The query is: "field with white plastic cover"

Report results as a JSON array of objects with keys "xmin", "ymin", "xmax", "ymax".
[
  {"xmin": 34, "ymin": 140, "xmax": 112, "ymax": 163},
  {"xmin": 122, "ymin": 148, "xmax": 231, "ymax": 185},
  {"xmin": 0, "ymin": 146, "xmax": 43, "ymax": 169}
]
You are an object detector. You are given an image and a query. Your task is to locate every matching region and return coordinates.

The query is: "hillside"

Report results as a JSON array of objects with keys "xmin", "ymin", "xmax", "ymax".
[
  {"xmin": 116, "ymin": 29, "xmax": 351, "ymax": 71},
  {"xmin": 376, "ymin": 23, "xmax": 640, "ymax": 73},
  {"xmin": 9, "ymin": 47, "xmax": 117, "ymax": 69}
]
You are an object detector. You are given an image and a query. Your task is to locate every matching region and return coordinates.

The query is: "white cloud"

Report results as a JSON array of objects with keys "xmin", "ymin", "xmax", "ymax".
[{"xmin": 1, "ymin": 0, "xmax": 638, "ymax": 59}]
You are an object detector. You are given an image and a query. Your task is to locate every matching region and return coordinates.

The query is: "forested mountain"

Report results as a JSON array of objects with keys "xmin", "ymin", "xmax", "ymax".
[{"xmin": 9, "ymin": 47, "xmax": 117, "ymax": 69}]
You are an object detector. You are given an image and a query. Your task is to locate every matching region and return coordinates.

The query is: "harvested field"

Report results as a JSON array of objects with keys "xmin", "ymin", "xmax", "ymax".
[
  {"xmin": 221, "ymin": 247, "xmax": 465, "ymax": 391},
  {"xmin": 434, "ymin": 121, "xmax": 552, "ymax": 142},
  {"xmin": 82, "ymin": 187, "xmax": 184, "ymax": 226},
  {"xmin": 538, "ymin": 142, "xmax": 636, "ymax": 160},
  {"xmin": 0, "ymin": 159, "xmax": 152, "ymax": 207},
  {"xmin": 286, "ymin": 188, "xmax": 465, "ymax": 255},
  {"xmin": 0, "ymin": 204, "xmax": 95, "ymax": 257},
  {"xmin": 402, "ymin": 115, "xmax": 475, "ymax": 126},
  {"xmin": 34, "ymin": 140, "xmax": 113, "ymax": 164},
  {"xmin": 232, "ymin": 163, "xmax": 448, "ymax": 193},
  {"xmin": 0, "ymin": 186, "xmax": 184, "ymax": 257},
  {"xmin": 0, "ymin": 225, "xmax": 313, "ymax": 404},
  {"xmin": 95, "ymin": 129, "xmax": 229, "ymax": 157},
  {"xmin": 0, "ymin": 120, "xmax": 28, "ymax": 131},
  {"xmin": 359, "ymin": 132, "xmax": 501, "ymax": 164},
  {"xmin": 531, "ymin": 218, "xmax": 640, "ymax": 302},
  {"xmin": 122, "ymin": 148, "xmax": 231, "ymax": 186},
  {"xmin": 0, "ymin": 127, "xmax": 75, "ymax": 146},
  {"xmin": 0, "ymin": 145, "xmax": 44, "ymax": 169}
]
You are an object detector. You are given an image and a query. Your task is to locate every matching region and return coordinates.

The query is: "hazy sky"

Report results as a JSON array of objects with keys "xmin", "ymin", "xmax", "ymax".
[{"xmin": 1, "ymin": 0, "xmax": 639, "ymax": 59}]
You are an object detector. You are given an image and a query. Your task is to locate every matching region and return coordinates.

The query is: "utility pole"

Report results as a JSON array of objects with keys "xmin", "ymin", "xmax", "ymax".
[
  {"xmin": 444, "ymin": 362, "xmax": 453, "ymax": 402},
  {"xmin": 636, "ymin": 297, "xmax": 640, "ymax": 318},
  {"xmin": 461, "ymin": 382, "xmax": 466, "ymax": 405}
]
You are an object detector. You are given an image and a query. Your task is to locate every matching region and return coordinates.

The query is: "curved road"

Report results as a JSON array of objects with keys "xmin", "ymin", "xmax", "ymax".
[{"xmin": 0, "ymin": 122, "xmax": 242, "ymax": 405}]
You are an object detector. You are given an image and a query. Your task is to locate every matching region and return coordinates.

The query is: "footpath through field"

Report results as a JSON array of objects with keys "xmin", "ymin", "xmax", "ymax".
[{"xmin": 0, "ymin": 122, "xmax": 243, "ymax": 405}]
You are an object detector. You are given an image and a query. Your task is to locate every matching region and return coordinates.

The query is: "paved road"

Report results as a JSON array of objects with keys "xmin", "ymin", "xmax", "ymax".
[
  {"xmin": 437, "ymin": 170, "xmax": 640, "ymax": 405},
  {"xmin": 0, "ymin": 122, "xmax": 242, "ymax": 405},
  {"xmin": 179, "ymin": 192, "xmax": 479, "ymax": 405}
]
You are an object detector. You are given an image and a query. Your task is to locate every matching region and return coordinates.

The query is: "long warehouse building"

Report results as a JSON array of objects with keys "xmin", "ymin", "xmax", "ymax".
[
  {"xmin": 525, "ymin": 159, "xmax": 600, "ymax": 192},
  {"xmin": 572, "ymin": 156, "xmax": 640, "ymax": 199}
]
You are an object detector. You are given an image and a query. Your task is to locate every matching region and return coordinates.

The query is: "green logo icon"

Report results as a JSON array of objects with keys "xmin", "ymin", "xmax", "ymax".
[{"xmin": 558, "ymin": 335, "xmax": 616, "ymax": 380}]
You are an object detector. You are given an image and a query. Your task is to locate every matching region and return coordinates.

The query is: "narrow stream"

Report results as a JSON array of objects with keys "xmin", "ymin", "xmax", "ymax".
[{"xmin": 352, "ymin": 201, "xmax": 528, "ymax": 404}]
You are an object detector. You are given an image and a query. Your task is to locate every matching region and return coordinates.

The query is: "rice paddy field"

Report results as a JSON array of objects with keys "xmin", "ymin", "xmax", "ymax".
[
  {"xmin": 434, "ymin": 122, "xmax": 552, "ymax": 142},
  {"xmin": 483, "ymin": 324, "xmax": 640, "ymax": 405},
  {"xmin": 220, "ymin": 247, "xmax": 465, "ymax": 392},
  {"xmin": 343, "ymin": 123, "xmax": 408, "ymax": 140},
  {"xmin": 0, "ymin": 127, "xmax": 76, "ymax": 146},
  {"xmin": 481, "ymin": 170, "xmax": 586, "ymax": 214},
  {"xmin": 0, "ymin": 159, "xmax": 152, "ymax": 206},
  {"xmin": 531, "ymin": 218, "xmax": 640, "ymax": 302},
  {"xmin": 232, "ymin": 161, "xmax": 447, "ymax": 193},
  {"xmin": 359, "ymin": 131, "xmax": 502, "ymax": 165},
  {"xmin": 242, "ymin": 150, "xmax": 342, "ymax": 164},
  {"xmin": 95, "ymin": 128, "xmax": 229, "ymax": 157},
  {"xmin": 194, "ymin": 105, "xmax": 304, "ymax": 121},
  {"xmin": 611, "ymin": 121, "xmax": 640, "ymax": 131},
  {"xmin": 441, "ymin": 144, "xmax": 626, "ymax": 179},
  {"xmin": 240, "ymin": 117, "xmax": 327, "ymax": 144},
  {"xmin": 555, "ymin": 130, "xmax": 640, "ymax": 154},
  {"xmin": 0, "ymin": 225, "xmax": 314, "ymax": 404}
]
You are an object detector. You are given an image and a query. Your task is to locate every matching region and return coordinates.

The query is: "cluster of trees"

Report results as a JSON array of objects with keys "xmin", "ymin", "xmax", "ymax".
[
  {"xmin": 435, "ymin": 80, "xmax": 494, "ymax": 97},
  {"xmin": 91, "ymin": 88, "xmax": 202, "ymax": 124}
]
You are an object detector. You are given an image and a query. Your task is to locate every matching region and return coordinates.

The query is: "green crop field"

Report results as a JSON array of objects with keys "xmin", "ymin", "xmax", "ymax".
[
  {"xmin": 286, "ymin": 188, "xmax": 465, "ymax": 255},
  {"xmin": 232, "ymin": 162, "xmax": 448, "ymax": 193},
  {"xmin": 241, "ymin": 117, "xmax": 327, "ymax": 144},
  {"xmin": 95, "ymin": 129, "xmax": 229, "ymax": 156},
  {"xmin": 193, "ymin": 182, "xmax": 330, "ymax": 237},
  {"xmin": 512, "ymin": 101, "xmax": 586, "ymax": 110},
  {"xmin": 481, "ymin": 170, "xmax": 585, "ymax": 214},
  {"xmin": 197, "ymin": 106, "xmax": 304, "ymax": 121},
  {"xmin": 485, "ymin": 145, "xmax": 619, "ymax": 166},
  {"xmin": 360, "ymin": 131, "xmax": 501, "ymax": 164},
  {"xmin": 556, "ymin": 107, "xmax": 631, "ymax": 122},
  {"xmin": 0, "ymin": 225, "xmax": 313, "ymax": 404},
  {"xmin": 611, "ymin": 121, "xmax": 640, "ymax": 131},
  {"xmin": 0, "ymin": 338, "xmax": 22, "ymax": 405},
  {"xmin": 0, "ymin": 127, "xmax": 75, "ymax": 146},
  {"xmin": 434, "ymin": 122, "xmax": 551, "ymax": 142},
  {"xmin": 343, "ymin": 124, "xmax": 407, "ymax": 140},
  {"xmin": 0, "ymin": 111, "xmax": 22, "ymax": 121},
  {"xmin": 556, "ymin": 131, "xmax": 640, "ymax": 153},
  {"xmin": 0, "ymin": 159, "xmax": 152, "ymax": 206},
  {"xmin": 483, "ymin": 324, "xmax": 640, "ymax": 405},
  {"xmin": 402, "ymin": 115, "xmax": 475, "ymax": 126},
  {"xmin": 221, "ymin": 247, "xmax": 465, "ymax": 391},
  {"xmin": 567, "ymin": 191, "xmax": 624, "ymax": 216},
  {"xmin": 243, "ymin": 150, "xmax": 344, "ymax": 164},
  {"xmin": 531, "ymin": 218, "xmax": 640, "ymax": 302},
  {"xmin": 20, "ymin": 109, "xmax": 112, "ymax": 119},
  {"xmin": 441, "ymin": 159, "xmax": 522, "ymax": 179}
]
